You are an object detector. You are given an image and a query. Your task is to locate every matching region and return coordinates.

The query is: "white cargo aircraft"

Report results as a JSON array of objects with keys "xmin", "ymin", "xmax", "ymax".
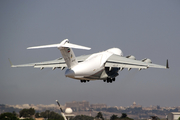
[{"xmin": 10, "ymin": 39, "xmax": 169, "ymax": 83}]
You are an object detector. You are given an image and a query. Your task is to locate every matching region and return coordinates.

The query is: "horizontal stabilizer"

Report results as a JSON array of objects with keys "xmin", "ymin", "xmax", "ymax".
[
  {"xmin": 27, "ymin": 39, "xmax": 91, "ymax": 50},
  {"xmin": 61, "ymin": 42, "xmax": 91, "ymax": 50},
  {"xmin": 27, "ymin": 44, "xmax": 59, "ymax": 49}
]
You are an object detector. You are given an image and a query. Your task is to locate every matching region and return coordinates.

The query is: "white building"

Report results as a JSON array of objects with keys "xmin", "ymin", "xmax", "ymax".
[{"xmin": 168, "ymin": 112, "xmax": 180, "ymax": 120}]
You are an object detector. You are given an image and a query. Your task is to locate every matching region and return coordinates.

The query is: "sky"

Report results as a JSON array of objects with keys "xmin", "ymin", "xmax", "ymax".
[{"xmin": 0, "ymin": 1, "xmax": 180, "ymax": 107}]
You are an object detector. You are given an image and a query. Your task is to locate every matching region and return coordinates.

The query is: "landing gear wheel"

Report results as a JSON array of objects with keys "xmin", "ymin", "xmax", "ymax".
[
  {"xmin": 106, "ymin": 78, "xmax": 115, "ymax": 83},
  {"xmin": 80, "ymin": 80, "xmax": 86, "ymax": 83},
  {"xmin": 110, "ymin": 80, "xmax": 112, "ymax": 83},
  {"xmin": 107, "ymin": 78, "xmax": 111, "ymax": 83}
]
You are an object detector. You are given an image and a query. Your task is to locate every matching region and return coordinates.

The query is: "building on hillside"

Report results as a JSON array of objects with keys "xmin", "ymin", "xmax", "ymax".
[
  {"xmin": 64, "ymin": 108, "xmax": 75, "ymax": 120},
  {"xmin": 168, "ymin": 112, "xmax": 180, "ymax": 120},
  {"xmin": 65, "ymin": 101, "xmax": 89, "ymax": 111},
  {"xmin": 130, "ymin": 102, "xmax": 142, "ymax": 108},
  {"xmin": 90, "ymin": 104, "xmax": 107, "ymax": 109}
]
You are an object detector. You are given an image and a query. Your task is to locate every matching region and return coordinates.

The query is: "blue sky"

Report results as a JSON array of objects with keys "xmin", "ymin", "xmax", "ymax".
[{"xmin": 0, "ymin": 0, "xmax": 180, "ymax": 107}]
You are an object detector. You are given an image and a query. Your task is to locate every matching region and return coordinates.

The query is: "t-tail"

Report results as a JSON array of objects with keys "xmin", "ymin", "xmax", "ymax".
[{"xmin": 27, "ymin": 39, "xmax": 91, "ymax": 69}]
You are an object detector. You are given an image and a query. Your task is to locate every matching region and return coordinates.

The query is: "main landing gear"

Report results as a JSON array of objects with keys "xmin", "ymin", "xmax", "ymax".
[
  {"xmin": 103, "ymin": 78, "xmax": 115, "ymax": 83},
  {"xmin": 80, "ymin": 78, "xmax": 115, "ymax": 83},
  {"xmin": 80, "ymin": 80, "xmax": 89, "ymax": 83}
]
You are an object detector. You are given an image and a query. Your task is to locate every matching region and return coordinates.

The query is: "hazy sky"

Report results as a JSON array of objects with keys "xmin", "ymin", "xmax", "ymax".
[{"xmin": 1, "ymin": 1, "xmax": 180, "ymax": 107}]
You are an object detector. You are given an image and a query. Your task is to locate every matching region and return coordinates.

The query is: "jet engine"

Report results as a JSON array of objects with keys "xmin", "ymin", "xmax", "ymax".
[
  {"xmin": 126, "ymin": 55, "xmax": 136, "ymax": 60},
  {"xmin": 142, "ymin": 58, "xmax": 152, "ymax": 63}
]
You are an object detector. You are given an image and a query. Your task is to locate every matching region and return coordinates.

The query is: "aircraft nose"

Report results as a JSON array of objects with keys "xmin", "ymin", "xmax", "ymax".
[{"xmin": 65, "ymin": 69, "xmax": 75, "ymax": 77}]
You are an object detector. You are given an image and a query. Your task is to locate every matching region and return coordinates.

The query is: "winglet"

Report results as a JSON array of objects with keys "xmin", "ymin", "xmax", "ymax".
[
  {"xmin": 8, "ymin": 58, "xmax": 14, "ymax": 67},
  {"xmin": 8, "ymin": 58, "xmax": 17, "ymax": 67},
  {"xmin": 166, "ymin": 59, "xmax": 169, "ymax": 69}
]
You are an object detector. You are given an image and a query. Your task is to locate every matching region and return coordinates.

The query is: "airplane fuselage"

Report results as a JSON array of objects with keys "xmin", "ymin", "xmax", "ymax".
[{"xmin": 65, "ymin": 48, "xmax": 123, "ymax": 81}]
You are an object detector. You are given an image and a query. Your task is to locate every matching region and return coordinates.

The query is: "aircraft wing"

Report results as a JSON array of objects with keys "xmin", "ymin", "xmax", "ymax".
[
  {"xmin": 10, "ymin": 58, "xmax": 67, "ymax": 69},
  {"xmin": 105, "ymin": 54, "xmax": 169, "ymax": 70},
  {"xmin": 9, "ymin": 54, "xmax": 91, "ymax": 69}
]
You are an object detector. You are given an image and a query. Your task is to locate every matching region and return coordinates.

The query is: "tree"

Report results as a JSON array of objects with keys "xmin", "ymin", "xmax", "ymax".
[
  {"xmin": 0, "ymin": 112, "xmax": 19, "ymax": 120},
  {"xmin": 29, "ymin": 108, "xmax": 35, "ymax": 116},
  {"xmin": 150, "ymin": 116, "xmax": 160, "ymax": 120},
  {"xmin": 35, "ymin": 112, "xmax": 40, "ymax": 118},
  {"xmin": 119, "ymin": 113, "xmax": 133, "ymax": 120},
  {"xmin": 120, "ymin": 113, "xmax": 127, "ymax": 118},
  {"xmin": 95, "ymin": 112, "xmax": 104, "ymax": 120},
  {"xmin": 40, "ymin": 110, "xmax": 64, "ymax": 120},
  {"xmin": 73, "ymin": 115, "xmax": 94, "ymax": 120},
  {"xmin": 49, "ymin": 111, "xmax": 63, "ymax": 120},
  {"xmin": 110, "ymin": 114, "xmax": 119, "ymax": 120},
  {"xmin": 178, "ymin": 117, "xmax": 180, "ymax": 120},
  {"xmin": 12, "ymin": 111, "xmax": 17, "ymax": 117},
  {"xmin": 19, "ymin": 108, "xmax": 35, "ymax": 118}
]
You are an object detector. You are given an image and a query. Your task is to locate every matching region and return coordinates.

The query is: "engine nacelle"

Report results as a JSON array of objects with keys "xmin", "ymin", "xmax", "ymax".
[
  {"xmin": 106, "ymin": 48, "xmax": 123, "ymax": 56},
  {"xmin": 142, "ymin": 58, "xmax": 152, "ymax": 63},
  {"xmin": 126, "ymin": 55, "xmax": 136, "ymax": 60}
]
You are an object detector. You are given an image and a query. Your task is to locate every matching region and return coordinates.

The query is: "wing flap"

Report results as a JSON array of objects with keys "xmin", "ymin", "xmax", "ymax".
[
  {"xmin": 10, "ymin": 54, "xmax": 91, "ymax": 69},
  {"xmin": 105, "ymin": 62, "xmax": 147, "ymax": 69},
  {"xmin": 105, "ymin": 54, "xmax": 167, "ymax": 69},
  {"xmin": 34, "ymin": 64, "xmax": 66, "ymax": 68},
  {"xmin": 10, "ymin": 58, "xmax": 67, "ymax": 69}
]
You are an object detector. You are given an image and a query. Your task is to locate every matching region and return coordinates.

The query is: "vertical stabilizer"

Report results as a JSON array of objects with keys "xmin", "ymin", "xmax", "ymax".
[
  {"xmin": 58, "ymin": 39, "xmax": 91, "ymax": 69},
  {"xmin": 59, "ymin": 47, "xmax": 78, "ymax": 69}
]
